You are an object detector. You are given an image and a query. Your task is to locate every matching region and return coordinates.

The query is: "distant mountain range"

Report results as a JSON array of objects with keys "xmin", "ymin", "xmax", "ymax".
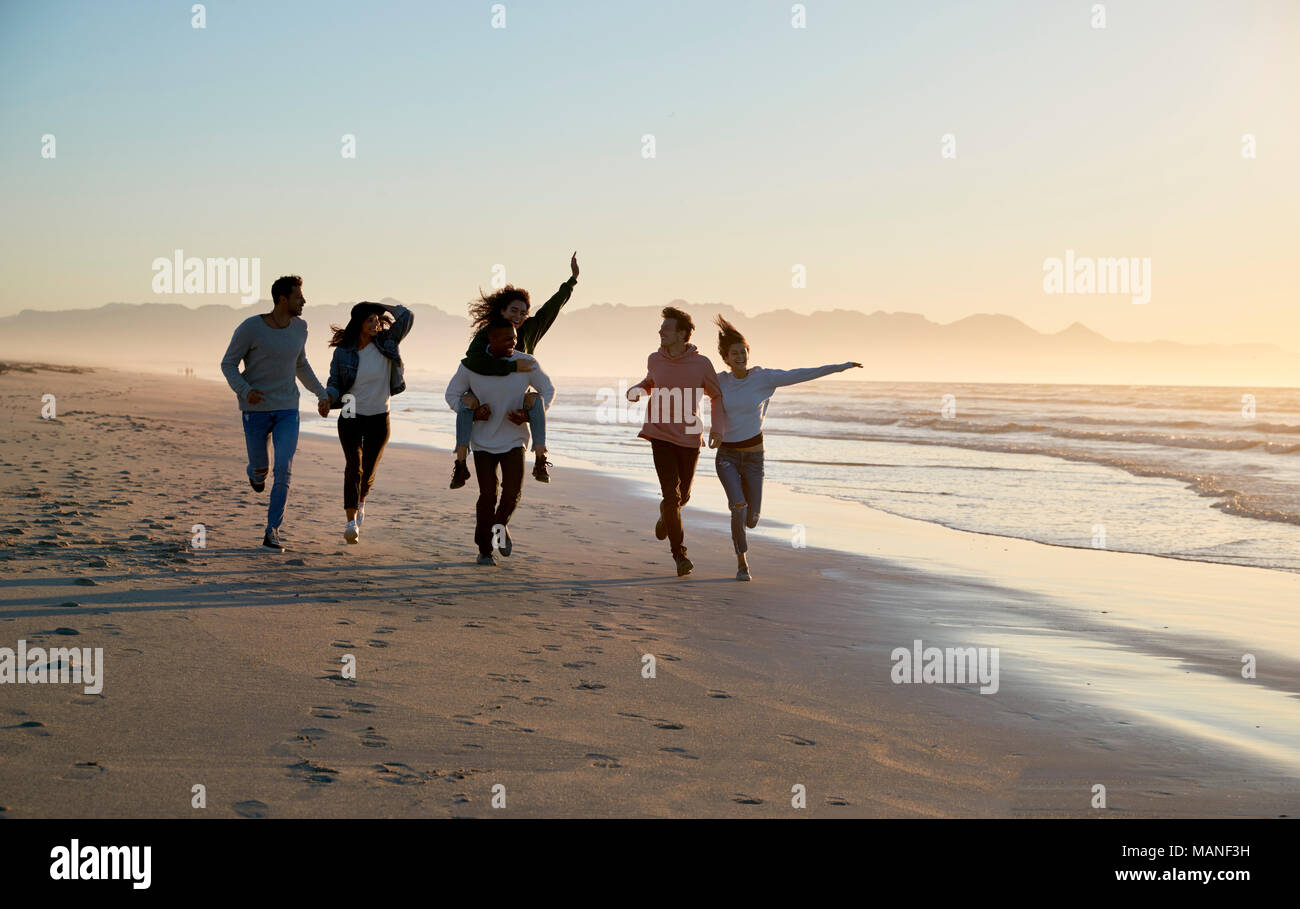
[{"xmin": 1, "ymin": 299, "xmax": 1296, "ymax": 387}]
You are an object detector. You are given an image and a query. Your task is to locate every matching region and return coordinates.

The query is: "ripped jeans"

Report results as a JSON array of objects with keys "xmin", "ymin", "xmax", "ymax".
[{"xmin": 714, "ymin": 447, "xmax": 764, "ymax": 555}]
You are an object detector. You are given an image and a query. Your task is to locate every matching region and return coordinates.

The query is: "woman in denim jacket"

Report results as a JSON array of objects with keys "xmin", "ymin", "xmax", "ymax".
[{"xmin": 326, "ymin": 301, "xmax": 414, "ymax": 543}]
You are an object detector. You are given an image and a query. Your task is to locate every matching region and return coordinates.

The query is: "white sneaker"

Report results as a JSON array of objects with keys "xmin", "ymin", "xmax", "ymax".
[
  {"xmin": 356, "ymin": 502, "xmax": 365, "ymax": 528},
  {"xmin": 344, "ymin": 520, "xmax": 359, "ymax": 544}
]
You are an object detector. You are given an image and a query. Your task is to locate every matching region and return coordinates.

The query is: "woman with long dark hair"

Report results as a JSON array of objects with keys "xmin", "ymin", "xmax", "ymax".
[
  {"xmin": 712, "ymin": 315, "xmax": 860, "ymax": 580},
  {"xmin": 325, "ymin": 301, "xmax": 414, "ymax": 543},
  {"xmin": 449, "ymin": 252, "xmax": 578, "ymax": 489}
]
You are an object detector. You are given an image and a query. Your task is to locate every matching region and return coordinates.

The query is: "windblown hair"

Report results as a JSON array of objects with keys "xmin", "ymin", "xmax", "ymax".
[
  {"xmin": 270, "ymin": 275, "xmax": 302, "ymax": 306},
  {"xmin": 329, "ymin": 302, "xmax": 390, "ymax": 349},
  {"xmin": 662, "ymin": 306, "xmax": 695, "ymax": 341},
  {"xmin": 714, "ymin": 314, "xmax": 749, "ymax": 360},
  {"xmin": 468, "ymin": 285, "xmax": 531, "ymax": 336}
]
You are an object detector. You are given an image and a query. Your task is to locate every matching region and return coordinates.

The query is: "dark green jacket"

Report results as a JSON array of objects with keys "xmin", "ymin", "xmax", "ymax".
[{"xmin": 462, "ymin": 277, "xmax": 576, "ymax": 375}]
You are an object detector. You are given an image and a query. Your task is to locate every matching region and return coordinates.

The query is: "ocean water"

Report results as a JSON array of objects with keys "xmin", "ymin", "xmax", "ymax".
[{"xmin": 307, "ymin": 376, "xmax": 1300, "ymax": 574}]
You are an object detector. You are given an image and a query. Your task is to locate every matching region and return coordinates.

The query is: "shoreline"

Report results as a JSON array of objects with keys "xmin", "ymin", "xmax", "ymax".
[{"xmin": 1, "ymin": 366, "xmax": 1297, "ymax": 817}]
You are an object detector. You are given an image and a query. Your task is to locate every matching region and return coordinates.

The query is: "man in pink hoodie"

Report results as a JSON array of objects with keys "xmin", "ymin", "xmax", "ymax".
[{"xmin": 626, "ymin": 306, "xmax": 725, "ymax": 576}]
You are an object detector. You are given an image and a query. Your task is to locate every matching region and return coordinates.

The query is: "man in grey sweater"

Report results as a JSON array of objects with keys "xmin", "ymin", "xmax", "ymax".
[{"xmin": 220, "ymin": 274, "xmax": 331, "ymax": 551}]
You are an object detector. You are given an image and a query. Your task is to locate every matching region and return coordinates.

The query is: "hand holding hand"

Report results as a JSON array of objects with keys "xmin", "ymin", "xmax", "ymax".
[
  {"xmin": 473, "ymin": 404, "xmax": 492, "ymax": 422},
  {"xmin": 506, "ymin": 408, "xmax": 529, "ymax": 425},
  {"xmin": 317, "ymin": 398, "xmax": 331, "ymax": 418}
]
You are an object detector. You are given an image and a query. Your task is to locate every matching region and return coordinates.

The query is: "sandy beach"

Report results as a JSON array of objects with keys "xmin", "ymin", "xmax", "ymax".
[{"xmin": 1, "ymin": 365, "xmax": 1297, "ymax": 818}]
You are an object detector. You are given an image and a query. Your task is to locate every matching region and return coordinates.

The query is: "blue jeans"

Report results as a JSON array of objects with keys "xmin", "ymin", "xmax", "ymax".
[
  {"xmin": 242, "ymin": 409, "xmax": 299, "ymax": 533},
  {"xmin": 715, "ymin": 447, "xmax": 764, "ymax": 554},
  {"xmin": 455, "ymin": 397, "xmax": 547, "ymax": 451}
]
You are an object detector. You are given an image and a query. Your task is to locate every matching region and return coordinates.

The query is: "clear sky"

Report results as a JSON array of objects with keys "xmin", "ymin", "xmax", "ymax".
[{"xmin": 1, "ymin": 0, "xmax": 1296, "ymax": 347}]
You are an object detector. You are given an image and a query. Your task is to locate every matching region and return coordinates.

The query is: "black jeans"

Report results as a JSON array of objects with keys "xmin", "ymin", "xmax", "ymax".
[
  {"xmin": 338, "ymin": 412, "xmax": 390, "ymax": 511},
  {"xmin": 473, "ymin": 446, "xmax": 525, "ymax": 556},
  {"xmin": 649, "ymin": 438, "xmax": 701, "ymax": 559}
]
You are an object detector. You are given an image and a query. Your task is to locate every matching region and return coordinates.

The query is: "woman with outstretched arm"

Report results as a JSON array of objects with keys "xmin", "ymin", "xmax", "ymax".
[{"xmin": 710, "ymin": 315, "xmax": 861, "ymax": 581}]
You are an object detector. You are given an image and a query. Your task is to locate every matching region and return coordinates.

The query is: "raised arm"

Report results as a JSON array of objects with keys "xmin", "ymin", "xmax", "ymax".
[
  {"xmin": 765, "ymin": 362, "xmax": 859, "ymax": 389},
  {"xmin": 219, "ymin": 321, "xmax": 254, "ymax": 399},
  {"xmin": 519, "ymin": 253, "xmax": 579, "ymax": 350},
  {"xmin": 377, "ymin": 302, "xmax": 414, "ymax": 343}
]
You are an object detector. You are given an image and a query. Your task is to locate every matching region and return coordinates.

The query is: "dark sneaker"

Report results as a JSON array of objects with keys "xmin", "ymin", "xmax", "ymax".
[
  {"xmin": 496, "ymin": 525, "xmax": 513, "ymax": 557},
  {"xmin": 675, "ymin": 555, "xmax": 694, "ymax": 577},
  {"xmin": 262, "ymin": 530, "xmax": 284, "ymax": 552},
  {"xmin": 532, "ymin": 459, "xmax": 552, "ymax": 483},
  {"xmin": 249, "ymin": 475, "xmax": 265, "ymax": 493},
  {"xmin": 476, "ymin": 553, "xmax": 496, "ymax": 566},
  {"xmin": 450, "ymin": 459, "xmax": 470, "ymax": 489},
  {"xmin": 654, "ymin": 518, "xmax": 667, "ymax": 540}
]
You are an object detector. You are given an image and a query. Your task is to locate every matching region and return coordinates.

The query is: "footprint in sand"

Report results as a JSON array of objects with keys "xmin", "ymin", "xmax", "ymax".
[
  {"xmin": 288, "ymin": 758, "xmax": 338, "ymax": 785},
  {"xmin": 561, "ymin": 661, "xmax": 595, "ymax": 669},
  {"xmin": 61, "ymin": 761, "xmax": 106, "ymax": 781},
  {"xmin": 778, "ymin": 734, "xmax": 815, "ymax": 746},
  {"xmin": 487, "ymin": 672, "xmax": 531, "ymax": 684},
  {"xmin": 588, "ymin": 753, "xmax": 622, "ymax": 768},
  {"xmin": 574, "ymin": 680, "xmax": 606, "ymax": 691},
  {"xmin": 488, "ymin": 719, "xmax": 535, "ymax": 734},
  {"xmin": 4, "ymin": 720, "xmax": 50, "ymax": 736},
  {"xmin": 345, "ymin": 700, "xmax": 375, "ymax": 715},
  {"xmin": 232, "ymin": 799, "xmax": 270, "ymax": 818},
  {"xmin": 652, "ymin": 720, "xmax": 685, "ymax": 730},
  {"xmin": 359, "ymin": 728, "xmax": 389, "ymax": 748},
  {"xmin": 707, "ymin": 689, "xmax": 732, "ymax": 699},
  {"xmin": 309, "ymin": 707, "xmax": 342, "ymax": 720},
  {"xmin": 731, "ymin": 794, "xmax": 763, "ymax": 805},
  {"xmin": 373, "ymin": 762, "xmax": 428, "ymax": 785},
  {"xmin": 825, "ymin": 796, "xmax": 851, "ymax": 806},
  {"xmin": 659, "ymin": 747, "xmax": 699, "ymax": 760},
  {"xmin": 524, "ymin": 697, "xmax": 553, "ymax": 707}
]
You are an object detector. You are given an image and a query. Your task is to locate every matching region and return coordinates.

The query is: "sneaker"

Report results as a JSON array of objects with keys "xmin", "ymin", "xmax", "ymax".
[
  {"xmin": 344, "ymin": 520, "xmax": 359, "ymax": 544},
  {"xmin": 249, "ymin": 474, "xmax": 265, "ymax": 493},
  {"xmin": 654, "ymin": 518, "xmax": 667, "ymax": 540},
  {"xmin": 675, "ymin": 555, "xmax": 694, "ymax": 577},
  {"xmin": 476, "ymin": 553, "xmax": 496, "ymax": 566},
  {"xmin": 532, "ymin": 459, "xmax": 552, "ymax": 483},
  {"xmin": 262, "ymin": 530, "xmax": 284, "ymax": 552},
  {"xmin": 450, "ymin": 459, "xmax": 470, "ymax": 489},
  {"xmin": 355, "ymin": 502, "xmax": 365, "ymax": 527},
  {"xmin": 496, "ymin": 525, "xmax": 513, "ymax": 557},
  {"xmin": 736, "ymin": 568, "xmax": 751, "ymax": 581}
]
